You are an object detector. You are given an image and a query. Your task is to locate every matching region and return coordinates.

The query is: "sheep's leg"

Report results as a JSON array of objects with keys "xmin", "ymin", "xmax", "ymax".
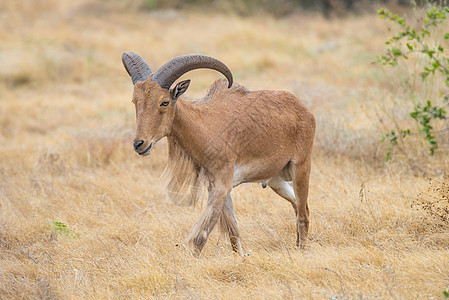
[
  {"xmin": 291, "ymin": 159, "xmax": 312, "ymax": 249},
  {"xmin": 188, "ymin": 183, "xmax": 230, "ymax": 258},
  {"xmin": 219, "ymin": 194, "xmax": 242, "ymax": 254},
  {"xmin": 267, "ymin": 176, "xmax": 297, "ymax": 216}
]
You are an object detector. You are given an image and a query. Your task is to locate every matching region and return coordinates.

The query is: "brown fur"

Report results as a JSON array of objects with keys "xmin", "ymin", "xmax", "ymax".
[
  {"xmin": 160, "ymin": 81, "xmax": 249, "ymax": 206},
  {"xmin": 218, "ymin": 195, "xmax": 241, "ymax": 252},
  {"xmin": 161, "ymin": 81, "xmax": 251, "ymax": 206},
  {"xmin": 129, "ymin": 75, "xmax": 315, "ymax": 258},
  {"xmin": 161, "ymin": 137, "xmax": 203, "ymax": 206}
]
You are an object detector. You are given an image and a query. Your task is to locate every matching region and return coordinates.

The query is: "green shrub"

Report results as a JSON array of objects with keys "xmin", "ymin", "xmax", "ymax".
[{"xmin": 378, "ymin": 5, "xmax": 449, "ymax": 160}]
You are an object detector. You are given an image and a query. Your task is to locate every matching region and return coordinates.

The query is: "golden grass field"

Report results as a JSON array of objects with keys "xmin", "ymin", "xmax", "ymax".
[{"xmin": 1, "ymin": 0, "xmax": 449, "ymax": 298}]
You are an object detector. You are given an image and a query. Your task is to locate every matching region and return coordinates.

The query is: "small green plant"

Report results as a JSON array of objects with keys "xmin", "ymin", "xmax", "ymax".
[
  {"xmin": 51, "ymin": 221, "xmax": 79, "ymax": 239},
  {"xmin": 143, "ymin": 0, "xmax": 158, "ymax": 10},
  {"xmin": 378, "ymin": 5, "xmax": 449, "ymax": 160}
]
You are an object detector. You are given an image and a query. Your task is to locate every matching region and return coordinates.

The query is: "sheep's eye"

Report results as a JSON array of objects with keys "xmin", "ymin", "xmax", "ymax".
[{"xmin": 160, "ymin": 101, "xmax": 169, "ymax": 107}]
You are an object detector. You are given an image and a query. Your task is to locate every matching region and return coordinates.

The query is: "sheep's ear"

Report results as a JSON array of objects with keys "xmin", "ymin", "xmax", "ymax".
[{"xmin": 170, "ymin": 80, "xmax": 190, "ymax": 102}]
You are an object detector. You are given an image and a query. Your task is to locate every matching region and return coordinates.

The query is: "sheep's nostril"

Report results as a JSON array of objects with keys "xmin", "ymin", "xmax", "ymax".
[{"xmin": 133, "ymin": 140, "xmax": 144, "ymax": 150}]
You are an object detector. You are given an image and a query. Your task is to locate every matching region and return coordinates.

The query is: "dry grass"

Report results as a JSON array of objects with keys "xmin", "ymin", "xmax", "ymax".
[{"xmin": 1, "ymin": 0, "xmax": 449, "ymax": 298}]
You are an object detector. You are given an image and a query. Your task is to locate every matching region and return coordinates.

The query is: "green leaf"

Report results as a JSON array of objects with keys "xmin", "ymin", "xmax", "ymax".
[
  {"xmin": 401, "ymin": 129, "xmax": 411, "ymax": 138},
  {"xmin": 51, "ymin": 221, "xmax": 79, "ymax": 239},
  {"xmin": 392, "ymin": 48, "xmax": 402, "ymax": 56},
  {"xmin": 377, "ymin": 5, "xmax": 449, "ymax": 160}
]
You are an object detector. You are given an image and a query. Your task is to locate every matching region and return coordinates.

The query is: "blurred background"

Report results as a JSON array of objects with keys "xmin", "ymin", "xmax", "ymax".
[
  {"xmin": 2, "ymin": 0, "xmax": 447, "ymax": 168},
  {"xmin": 1, "ymin": 0, "xmax": 448, "ymax": 298},
  {"xmin": 0, "ymin": 0, "xmax": 418, "ymax": 163}
]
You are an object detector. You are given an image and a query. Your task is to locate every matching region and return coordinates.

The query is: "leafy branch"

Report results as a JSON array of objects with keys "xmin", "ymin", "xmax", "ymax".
[{"xmin": 377, "ymin": 5, "xmax": 449, "ymax": 160}]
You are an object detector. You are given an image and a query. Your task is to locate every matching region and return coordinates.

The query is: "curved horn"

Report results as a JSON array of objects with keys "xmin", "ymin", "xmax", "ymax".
[
  {"xmin": 122, "ymin": 52, "xmax": 152, "ymax": 85},
  {"xmin": 152, "ymin": 54, "xmax": 233, "ymax": 90}
]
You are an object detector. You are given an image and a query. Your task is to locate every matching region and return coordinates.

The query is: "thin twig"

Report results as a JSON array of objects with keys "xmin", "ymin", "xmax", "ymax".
[{"xmin": 24, "ymin": 250, "xmax": 39, "ymax": 265}]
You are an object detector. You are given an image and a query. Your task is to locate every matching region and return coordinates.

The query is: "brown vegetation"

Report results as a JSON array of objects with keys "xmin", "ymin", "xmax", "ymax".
[{"xmin": 0, "ymin": 0, "xmax": 448, "ymax": 298}]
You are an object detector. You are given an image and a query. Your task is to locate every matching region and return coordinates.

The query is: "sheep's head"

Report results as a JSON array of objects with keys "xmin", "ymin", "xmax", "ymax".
[
  {"xmin": 130, "ymin": 76, "xmax": 190, "ymax": 156},
  {"xmin": 122, "ymin": 52, "xmax": 233, "ymax": 156}
]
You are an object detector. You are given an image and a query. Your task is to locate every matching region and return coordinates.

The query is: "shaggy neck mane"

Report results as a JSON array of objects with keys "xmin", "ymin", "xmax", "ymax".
[
  {"xmin": 161, "ymin": 86, "xmax": 213, "ymax": 206},
  {"xmin": 162, "ymin": 136, "xmax": 203, "ymax": 206},
  {"xmin": 162, "ymin": 79, "xmax": 247, "ymax": 206}
]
